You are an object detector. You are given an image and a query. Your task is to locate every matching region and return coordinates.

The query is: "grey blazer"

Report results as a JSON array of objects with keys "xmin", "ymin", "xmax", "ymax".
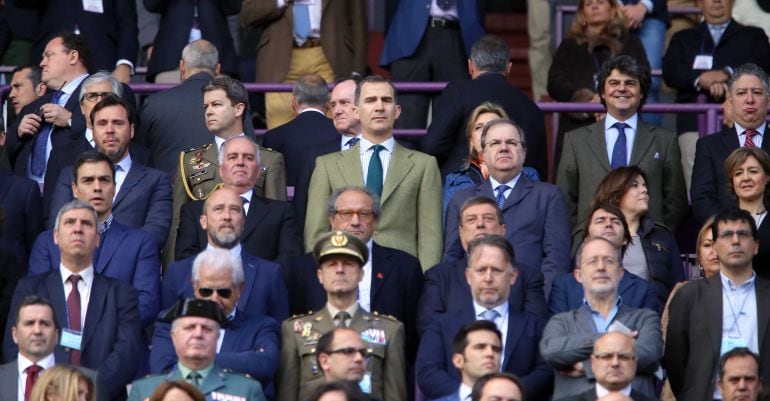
[{"xmin": 539, "ymin": 303, "xmax": 663, "ymax": 400}]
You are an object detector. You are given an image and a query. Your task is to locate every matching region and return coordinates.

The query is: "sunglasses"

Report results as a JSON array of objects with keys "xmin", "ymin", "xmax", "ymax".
[
  {"xmin": 197, "ymin": 287, "xmax": 233, "ymax": 299},
  {"xmin": 327, "ymin": 347, "xmax": 368, "ymax": 358}
]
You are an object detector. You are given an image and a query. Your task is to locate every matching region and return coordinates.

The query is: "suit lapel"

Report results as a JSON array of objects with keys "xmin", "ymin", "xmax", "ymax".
[
  {"xmin": 380, "ymin": 143, "xmax": 413, "ymax": 205},
  {"xmin": 502, "ymin": 175, "xmax": 533, "ymax": 210},
  {"xmin": 44, "ymin": 272, "xmax": 70, "ymax": 362},
  {"xmin": 81, "ymin": 275, "xmax": 107, "ymax": 352},
  {"xmin": 629, "ymin": 122, "xmax": 655, "ymax": 166},
  {"xmin": 336, "ymin": 145, "xmax": 365, "ymax": 186},
  {"xmin": 113, "ymin": 163, "xmax": 146, "ymax": 209},
  {"xmin": 503, "ymin": 312, "xmax": 525, "ymax": 369},
  {"xmin": 238, "ymin": 253, "xmax": 258, "ymax": 313},
  {"xmin": 221, "ymin": 314, "xmax": 242, "ymax": 352},
  {"xmin": 587, "ymin": 123, "xmax": 612, "ymax": 172},
  {"xmin": 756, "ymin": 278, "xmax": 770, "ymax": 349},
  {"xmin": 370, "ymin": 244, "xmax": 386, "ymax": 302},
  {"xmin": 243, "ymin": 190, "xmax": 269, "ymax": 239},
  {"xmin": 199, "ymin": 367, "xmax": 226, "ymax": 394},
  {"xmin": 723, "ymin": 127, "xmax": 742, "ymax": 150},
  {"xmin": 706, "ymin": 277, "xmax": 724, "ymax": 356},
  {"xmin": 95, "ymin": 224, "xmax": 126, "ymax": 272}
]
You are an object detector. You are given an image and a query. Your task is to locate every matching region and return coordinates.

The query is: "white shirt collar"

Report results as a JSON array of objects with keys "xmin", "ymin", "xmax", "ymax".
[
  {"xmin": 239, "ymin": 189, "xmax": 253, "ymax": 203},
  {"xmin": 359, "ymin": 136, "xmax": 396, "ymax": 154},
  {"xmin": 299, "ymin": 107, "xmax": 326, "ymax": 116},
  {"xmin": 17, "ymin": 352, "xmax": 55, "ymax": 374},
  {"xmin": 459, "ymin": 383, "xmax": 473, "ymax": 401},
  {"xmin": 59, "ymin": 264, "xmax": 94, "ymax": 286},
  {"xmin": 85, "ymin": 128, "xmax": 94, "ymax": 147},
  {"xmin": 60, "ymin": 74, "xmax": 89, "ymax": 98},
  {"xmin": 604, "ymin": 113, "xmax": 639, "ymax": 131},
  {"xmin": 472, "ymin": 300, "xmax": 509, "ymax": 318},
  {"xmin": 489, "ymin": 173, "xmax": 521, "ymax": 192},
  {"xmin": 735, "ymin": 122, "xmax": 767, "ymax": 136},
  {"xmin": 207, "ymin": 242, "xmax": 242, "ymax": 258},
  {"xmin": 596, "ymin": 383, "xmax": 632, "ymax": 398},
  {"xmin": 115, "ymin": 152, "xmax": 132, "ymax": 173},
  {"xmin": 214, "ymin": 132, "xmax": 245, "ymax": 151}
]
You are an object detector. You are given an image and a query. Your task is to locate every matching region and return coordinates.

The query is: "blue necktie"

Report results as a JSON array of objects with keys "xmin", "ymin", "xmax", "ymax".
[
  {"xmin": 345, "ymin": 137, "xmax": 360, "ymax": 149},
  {"xmin": 293, "ymin": 4, "xmax": 311, "ymax": 44},
  {"xmin": 366, "ymin": 145, "xmax": 384, "ymax": 196},
  {"xmin": 495, "ymin": 185, "xmax": 509, "ymax": 209},
  {"xmin": 31, "ymin": 91, "xmax": 63, "ymax": 177},
  {"xmin": 610, "ymin": 122, "xmax": 629, "ymax": 169},
  {"xmin": 480, "ymin": 309, "xmax": 500, "ymax": 321}
]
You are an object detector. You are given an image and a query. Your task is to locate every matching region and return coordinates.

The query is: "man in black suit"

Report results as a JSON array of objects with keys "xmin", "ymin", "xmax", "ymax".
[
  {"xmin": 47, "ymin": 94, "xmax": 172, "ymax": 248},
  {"xmin": 665, "ymin": 208, "xmax": 770, "ymax": 401},
  {"xmin": 262, "ymin": 74, "xmax": 340, "ymax": 188},
  {"xmin": 286, "ymin": 186, "xmax": 423, "ymax": 358},
  {"xmin": 420, "ymin": 35, "xmax": 547, "ymax": 178},
  {"xmin": 691, "ymin": 63, "xmax": 770, "ymax": 224},
  {"xmin": 3, "ymin": 200, "xmax": 143, "ymax": 401},
  {"xmin": 175, "ymin": 136, "xmax": 301, "ymax": 268}
]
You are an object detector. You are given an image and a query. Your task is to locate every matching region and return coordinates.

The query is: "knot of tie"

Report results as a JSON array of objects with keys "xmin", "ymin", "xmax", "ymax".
[
  {"xmin": 187, "ymin": 371, "xmax": 202, "ymax": 387},
  {"xmin": 26, "ymin": 364, "xmax": 42, "ymax": 375},
  {"xmin": 744, "ymin": 129, "xmax": 758, "ymax": 148},
  {"xmin": 495, "ymin": 185, "xmax": 510, "ymax": 209},
  {"xmin": 68, "ymin": 274, "xmax": 81, "ymax": 286},
  {"xmin": 346, "ymin": 137, "xmax": 360, "ymax": 148},
  {"xmin": 335, "ymin": 311, "xmax": 351, "ymax": 328},
  {"xmin": 24, "ymin": 364, "xmax": 43, "ymax": 401},
  {"xmin": 480, "ymin": 309, "xmax": 500, "ymax": 321}
]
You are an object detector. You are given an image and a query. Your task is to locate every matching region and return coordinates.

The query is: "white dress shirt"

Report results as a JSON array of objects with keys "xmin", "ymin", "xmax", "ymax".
[
  {"xmin": 17, "ymin": 353, "xmax": 55, "ymax": 401},
  {"xmin": 358, "ymin": 240, "xmax": 374, "ymax": 312},
  {"xmin": 59, "ymin": 264, "xmax": 94, "ymax": 327},
  {"xmin": 735, "ymin": 122, "xmax": 766, "ymax": 148},
  {"xmin": 604, "ymin": 113, "xmax": 639, "ymax": 165},
  {"xmin": 359, "ymin": 137, "xmax": 395, "ymax": 185}
]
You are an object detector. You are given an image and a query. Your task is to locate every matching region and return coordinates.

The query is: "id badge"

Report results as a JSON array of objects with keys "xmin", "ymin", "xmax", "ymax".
[
  {"xmin": 359, "ymin": 372, "xmax": 372, "ymax": 394},
  {"xmin": 693, "ymin": 55, "xmax": 714, "ymax": 70},
  {"xmin": 82, "ymin": 0, "xmax": 104, "ymax": 13},
  {"xmin": 189, "ymin": 27, "xmax": 202, "ymax": 43},
  {"xmin": 295, "ymin": 0, "xmax": 316, "ymax": 4},
  {"xmin": 61, "ymin": 329, "xmax": 83, "ymax": 351},
  {"xmin": 721, "ymin": 337, "xmax": 749, "ymax": 355}
]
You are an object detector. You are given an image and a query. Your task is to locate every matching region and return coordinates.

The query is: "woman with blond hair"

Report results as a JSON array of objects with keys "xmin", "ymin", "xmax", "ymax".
[{"xmin": 29, "ymin": 366, "xmax": 95, "ymax": 401}]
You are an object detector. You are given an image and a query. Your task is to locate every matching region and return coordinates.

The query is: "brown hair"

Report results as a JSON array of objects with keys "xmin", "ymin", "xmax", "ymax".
[
  {"xmin": 568, "ymin": 0, "xmax": 628, "ymax": 43},
  {"xmin": 723, "ymin": 147, "xmax": 770, "ymax": 201},
  {"xmin": 695, "ymin": 216, "xmax": 715, "ymax": 268},
  {"xmin": 465, "ymin": 102, "xmax": 508, "ymax": 165},
  {"xmin": 149, "ymin": 381, "xmax": 205, "ymax": 401},
  {"xmin": 591, "ymin": 166, "xmax": 649, "ymax": 209}
]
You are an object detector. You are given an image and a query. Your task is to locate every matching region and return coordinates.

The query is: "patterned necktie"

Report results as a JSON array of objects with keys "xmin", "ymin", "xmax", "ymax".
[
  {"xmin": 335, "ymin": 311, "xmax": 351, "ymax": 328},
  {"xmin": 744, "ymin": 129, "xmax": 758, "ymax": 148},
  {"xmin": 495, "ymin": 185, "xmax": 509, "ymax": 209},
  {"xmin": 24, "ymin": 365, "xmax": 42, "ymax": 401},
  {"xmin": 610, "ymin": 122, "xmax": 629, "ymax": 169},
  {"xmin": 293, "ymin": 4, "xmax": 311, "ymax": 44},
  {"xmin": 345, "ymin": 137, "xmax": 360, "ymax": 149},
  {"xmin": 366, "ymin": 145, "xmax": 384, "ymax": 196},
  {"xmin": 31, "ymin": 90, "xmax": 64, "ymax": 177},
  {"xmin": 480, "ymin": 309, "xmax": 500, "ymax": 322},
  {"xmin": 67, "ymin": 274, "xmax": 82, "ymax": 365}
]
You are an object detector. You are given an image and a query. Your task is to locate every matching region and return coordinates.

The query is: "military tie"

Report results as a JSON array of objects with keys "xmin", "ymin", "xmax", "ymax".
[
  {"xmin": 187, "ymin": 371, "xmax": 202, "ymax": 387},
  {"xmin": 335, "ymin": 311, "xmax": 351, "ymax": 328}
]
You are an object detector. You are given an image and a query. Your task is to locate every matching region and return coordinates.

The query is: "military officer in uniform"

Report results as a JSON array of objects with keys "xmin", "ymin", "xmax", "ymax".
[
  {"xmin": 128, "ymin": 298, "xmax": 267, "ymax": 401},
  {"xmin": 277, "ymin": 230, "xmax": 407, "ymax": 401},
  {"xmin": 166, "ymin": 75, "xmax": 287, "ymax": 263}
]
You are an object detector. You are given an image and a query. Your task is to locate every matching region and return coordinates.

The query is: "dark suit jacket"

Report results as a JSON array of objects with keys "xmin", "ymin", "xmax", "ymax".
[
  {"xmin": 418, "ymin": 256, "xmax": 548, "ymax": 334},
  {"xmin": 2, "ymin": 270, "xmax": 143, "ymax": 400},
  {"xmin": 421, "ymin": 72, "xmax": 548, "ymax": 178},
  {"xmin": 548, "ymin": 270, "xmax": 660, "ymax": 316},
  {"xmin": 557, "ymin": 388, "xmax": 660, "ymax": 401},
  {"xmin": 0, "ymin": 168, "xmax": 43, "ymax": 271},
  {"xmin": 663, "ymin": 20, "xmax": 770, "ymax": 133},
  {"xmin": 144, "ymin": 0, "xmax": 240, "ymax": 81},
  {"xmin": 150, "ymin": 310, "xmax": 280, "ymax": 385},
  {"xmin": 48, "ymin": 160, "xmax": 172, "ymax": 248},
  {"xmin": 416, "ymin": 309, "xmax": 553, "ymax": 401},
  {"xmin": 556, "ymin": 119, "xmax": 687, "ymax": 232},
  {"xmin": 664, "ymin": 276, "xmax": 770, "ymax": 401},
  {"xmin": 262, "ymin": 110, "xmax": 340, "ymax": 187},
  {"xmin": 15, "ymin": 0, "xmax": 137, "ymax": 71},
  {"xmin": 162, "ymin": 250, "xmax": 289, "ymax": 323},
  {"xmin": 379, "ymin": 0, "xmax": 485, "ymax": 66},
  {"xmin": 286, "ymin": 243, "xmax": 424, "ymax": 360},
  {"xmin": 691, "ymin": 127, "xmax": 770, "ymax": 224},
  {"xmin": 27, "ymin": 222, "xmax": 160, "ymax": 327},
  {"xmin": 444, "ymin": 176, "xmax": 572, "ymax": 296},
  {"xmin": 175, "ymin": 190, "xmax": 302, "ymax": 268},
  {"xmin": 292, "ymin": 137, "xmax": 341, "ymax": 228},
  {"xmin": 240, "ymin": 0, "xmax": 368, "ymax": 83}
]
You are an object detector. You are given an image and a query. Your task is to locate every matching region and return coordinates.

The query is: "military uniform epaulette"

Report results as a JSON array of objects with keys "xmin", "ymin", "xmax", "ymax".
[
  {"xmin": 179, "ymin": 143, "xmax": 221, "ymax": 200},
  {"xmin": 371, "ymin": 311, "xmax": 399, "ymax": 322},
  {"xmin": 220, "ymin": 368, "xmax": 253, "ymax": 379},
  {"xmin": 287, "ymin": 311, "xmax": 314, "ymax": 320}
]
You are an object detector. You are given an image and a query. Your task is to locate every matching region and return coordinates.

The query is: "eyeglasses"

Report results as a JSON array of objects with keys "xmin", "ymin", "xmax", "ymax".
[
  {"xmin": 717, "ymin": 230, "xmax": 753, "ymax": 240},
  {"xmin": 198, "ymin": 287, "xmax": 233, "ymax": 299},
  {"xmin": 327, "ymin": 347, "xmax": 368, "ymax": 357},
  {"xmin": 483, "ymin": 139, "xmax": 525, "ymax": 149},
  {"xmin": 592, "ymin": 352, "xmax": 636, "ymax": 362},
  {"xmin": 334, "ymin": 209, "xmax": 375, "ymax": 222},
  {"xmin": 83, "ymin": 92, "xmax": 112, "ymax": 103}
]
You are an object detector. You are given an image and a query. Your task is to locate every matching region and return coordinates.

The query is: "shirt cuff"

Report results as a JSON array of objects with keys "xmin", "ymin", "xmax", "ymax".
[
  {"xmin": 640, "ymin": 0, "xmax": 653, "ymax": 13},
  {"xmin": 115, "ymin": 59, "xmax": 135, "ymax": 75}
]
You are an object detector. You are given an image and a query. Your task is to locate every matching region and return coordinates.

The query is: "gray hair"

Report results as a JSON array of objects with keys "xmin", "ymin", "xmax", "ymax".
[
  {"xmin": 191, "ymin": 248, "xmax": 244, "ymax": 286},
  {"xmin": 54, "ymin": 200, "xmax": 98, "ymax": 231},
  {"xmin": 480, "ymin": 118, "xmax": 528, "ymax": 149},
  {"xmin": 470, "ymin": 35, "xmax": 510, "ymax": 73},
  {"xmin": 293, "ymin": 74, "xmax": 330, "ymax": 108},
  {"xmin": 182, "ymin": 39, "xmax": 219, "ymax": 72},
  {"xmin": 326, "ymin": 186, "xmax": 381, "ymax": 220},
  {"xmin": 78, "ymin": 71, "xmax": 122, "ymax": 103},
  {"xmin": 727, "ymin": 63, "xmax": 770, "ymax": 94},
  {"xmin": 218, "ymin": 136, "xmax": 261, "ymax": 166}
]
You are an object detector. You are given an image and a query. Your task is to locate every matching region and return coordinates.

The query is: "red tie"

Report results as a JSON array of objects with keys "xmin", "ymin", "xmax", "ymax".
[
  {"xmin": 744, "ymin": 129, "xmax": 758, "ymax": 148},
  {"xmin": 24, "ymin": 365, "xmax": 42, "ymax": 401},
  {"xmin": 67, "ymin": 274, "xmax": 82, "ymax": 365}
]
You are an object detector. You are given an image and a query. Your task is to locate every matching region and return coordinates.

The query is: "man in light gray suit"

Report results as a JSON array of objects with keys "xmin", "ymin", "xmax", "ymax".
[
  {"xmin": 539, "ymin": 237, "xmax": 662, "ymax": 400},
  {"xmin": 556, "ymin": 55, "xmax": 687, "ymax": 235}
]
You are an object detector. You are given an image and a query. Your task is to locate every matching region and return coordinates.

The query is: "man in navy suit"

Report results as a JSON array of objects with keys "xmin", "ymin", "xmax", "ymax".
[
  {"xmin": 164, "ymin": 187, "xmax": 289, "ymax": 323},
  {"xmin": 549, "ymin": 203, "xmax": 659, "ymax": 315},
  {"xmin": 28, "ymin": 152, "xmax": 160, "ymax": 327},
  {"xmin": 0, "ymin": 168, "xmax": 43, "ymax": 273},
  {"xmin": 421, "ymin": 35, "xmax": 547, "ymax": 178},
  {"xmin": 262, "ymin": 74, "xmax": 340, "ymax": 188},
  {"xmin": 47, "ymin": 94, "xmax": 172, "ymax": 248},
  {"xmin": 175, "ymin": 136, "xmax": 301, "ymax": 268},
  {"xmin": 416, "ymin": 235, "xmax": 553, "ymax": 401},
  {"xmin": 3, "ymin": 200, "xmax": 143, "ymax": 401},
  {"xmin": 285, "ymin": 186, "xmax": 423, "ymax": 359},
  {"xmin": 151, "ymin": 248, "xmax": 280, "ymax": 390},
  {"xmin": 419, "ymin": 196, "xmax": 548, "ymax": 335},
  {"xmin": 445, "ymin": 119, "xmax": 571, "ymax": 296}
]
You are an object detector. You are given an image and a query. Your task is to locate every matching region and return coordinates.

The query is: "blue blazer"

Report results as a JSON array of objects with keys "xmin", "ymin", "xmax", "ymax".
[
  {"xmin": 48, "ymin": 162, "xmax": 172, "ymax": 248},
  {"xmin": 379, "ymin": 0, "xmax": 485, "ymax": 67},
  {"xmin": 28, "ymin": 222, "xmax": 161, "ymax": 327},
  {"xmin": 416, "ymin": 309, "xmax": 553, "ymax": 401},
  {"xmin": 418, "ymin": 256, "xmax": 548, "ymax": 334},
  {"xmin": 162, "ymin": 250, "xmax": 290, "ymax": 323},
  {"xmin": 2, "ymin": 270, "xmax": 143, "ymax": 400},
  {"xmin": 444, "ymin": 176, "xmax": 572, "ymax": 297},
  {"xmin": 0, "ymin": 169, "xmax": 43, "ymax": 271},
  {"xmin": 150, "ymin": 310, "xmax": 280, "ymax": 386},
  {"xmin": 548, "ymin": 271, "xmax": 660, "ymax": 316}
]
